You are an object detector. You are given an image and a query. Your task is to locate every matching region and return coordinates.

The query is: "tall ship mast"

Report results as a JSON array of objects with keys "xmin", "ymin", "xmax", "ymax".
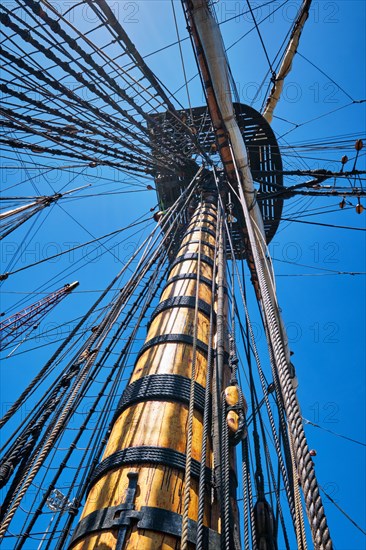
[{"xmin": 0, "ymin": 1, "xmax": 365, "ymax": 549}]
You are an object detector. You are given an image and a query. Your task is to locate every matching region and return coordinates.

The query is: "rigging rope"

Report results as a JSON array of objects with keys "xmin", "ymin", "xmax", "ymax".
[
  {"xmin": 0, "ymin": 169, "xmax": 203, "ymax": 539},
  {"xmin": 245, "ymin": 0, "xmax": 275, "ymax": 75},
  {"xmin": 230, "ymin": 150, "xmax": 333, "ymax": 549},
  {"xmin": 218, "ymin": 187, "xmax": 297, "ymax": 530},
  {"xmin": 181, "ymin": 195, "xmax": 204, "ymax": 550},
  {"xmin": 15, "ymin": 255, "xmax": 171, "ymax": 549},
  {"xmin": 289, "ymin": 431, "xmax": 308, "ymax": 549},
  {"xmin": 196, "ymin": 204, "xmax": 218, "ymax": 550}
]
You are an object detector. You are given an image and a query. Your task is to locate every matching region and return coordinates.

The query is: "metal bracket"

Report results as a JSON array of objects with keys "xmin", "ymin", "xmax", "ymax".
[
  {"xmin": 136, "ymin": 506, "xmax": 221, "ymax": 549},
  {"xmin": 69, "ymin": 472, "xmax": 139, "ymax": 548},
  {"xmin": 70, "ymin": 494, "xmax": 221, "ymax": 549}
]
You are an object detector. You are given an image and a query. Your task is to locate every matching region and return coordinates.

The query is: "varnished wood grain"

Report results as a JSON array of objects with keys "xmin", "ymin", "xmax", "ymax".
[{"xmin": 72, "ymin": 204, "xmax": 220, "ymax": 549}]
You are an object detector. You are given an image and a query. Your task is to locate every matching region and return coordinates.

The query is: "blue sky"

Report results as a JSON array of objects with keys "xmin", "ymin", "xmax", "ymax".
[{"xmin": 1, "ymin": 1, "xmax": 365, "ymax": 548}]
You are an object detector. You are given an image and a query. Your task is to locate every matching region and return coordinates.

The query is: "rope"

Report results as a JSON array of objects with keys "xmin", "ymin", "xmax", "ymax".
[
  {"xmin": 181, "ymin": 197, "xmax": 204, "ymax": 550},
  {"xmin": 261, "ymin": 436, "xmax": 291, "ymax": 550},
  {"xmin": 0, "ymin": 177, "xmax": 200, "ymax": 538},
  {"xmin": 212, "ymin": 205, "xmax": 226, "ymax": 512},
  {"xmin": 230, "ymin": 148, "xmax": 333, "ymax": 549},
  {"xmin": 242, "ymin": 438, "xmax": 258, "ymax": 550},
  {"xmin": 289, "ymin": 431, "xmax": 308, "ymax": 549},
  {"xmin": 196, "ymin": 201, "xmax": 218, "ymax": 549},
  {"xmin": 0, "ymin": 217, "xmax": 151, "ymax": 279},
  {"xmin": 0, "ymin": 230, "xmax": 150, "ymax": 429},
  {"xmin": 220, "ymin": 206, "xmax": 230, "ymax": 549},
  {"xmin": 241, "ymin": 437, "xmax": 250, "ymax": 550},
  {"xmin": 0, "ymin": 168, "xmax": 201, "ymax": 431},
  {"xmin": 5, "ymin": 237, "xmax": 172, "ymax": 539},
  {"xmin": 15, "ymin": 257, "xmax": 169, "ymax": 549},
  {"xmin": 221, "ymin": 395, "xmax": 230, "ymax": 550},
  {"xmin": 50, "ymin": 255, "xmax": 171, "ymax": 550},
  {"xmin": 319, "ymin": 485, "xmax": 366, "ymax": 537},
  {"xmin": 216, "ymin": 184, "xmax": 297, "ymax": 527},
  {"xmin": 303, "ymin": 418, "xmax": 366, "ymax": 447},
  {"xmin": 0, "ymin": 357, "xmax": 92, "ymax": 536},
  {"xmin": 171, "ymin": 0, "xmax": 194, "ymax": 125},
  {"xmin": 245, "ymin": 0, "xmax": 275, "ymax": 74}
]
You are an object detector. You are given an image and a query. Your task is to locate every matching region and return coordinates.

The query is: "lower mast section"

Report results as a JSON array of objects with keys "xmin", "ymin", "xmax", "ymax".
[{"xmin": 70, "ymin": 189, "xmax": 241, "ymax": 549}]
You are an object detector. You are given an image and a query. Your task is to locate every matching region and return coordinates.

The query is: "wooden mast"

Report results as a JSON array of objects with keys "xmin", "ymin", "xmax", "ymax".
[{"xmin": 70, "ymin": 191, "xmax": 227, "ymax": 549}]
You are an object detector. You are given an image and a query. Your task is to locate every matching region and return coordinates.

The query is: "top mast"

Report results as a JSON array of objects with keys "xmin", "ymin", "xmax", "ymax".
[{"xmin": 263, "ymin": 0, "xmax": 313, "ymax": 124}]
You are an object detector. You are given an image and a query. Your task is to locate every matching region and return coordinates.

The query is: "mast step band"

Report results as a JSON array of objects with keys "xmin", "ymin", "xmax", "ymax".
[
  {"xmin": 151, "ymin": 296, "xmax": 213, "ymax": 322},
  {"xmin": 70, "ymin": 505, "xmax": 220, "ymax": 548},
  {"xmin": 190, "ymin": 209, "xmax": 217, "ymax": 220},
  {"xmin": 89, "ymin": 446, "xmax": 212, "ymax": 489},
  {"xmin": 186, "ymin": 219, "xmax": 217, "ymax": 231},
  {"xmin": 179, "ymin": 239, "xmax": 216, "ymax": 252},
  {"xmin": 113, "ymin": 374, "xmax": 208, "ymax": 419},
  {"xmin": 136, "ymin": 334, "xmax": 230, "ymax": 363},
  {"xmin": 183, "ymin": 226, "xmax": 216, "ymax": 239},
  {"xmin": 169, "ymin": 252, "xmax": 214, "ymax": 271},
  {"xmin": 166, "ymin": 272, "xmax": 214, "ymax": 289},
  {"xmin": 136, "ymin": 333, "xmax": 209, "ymax": 361}
]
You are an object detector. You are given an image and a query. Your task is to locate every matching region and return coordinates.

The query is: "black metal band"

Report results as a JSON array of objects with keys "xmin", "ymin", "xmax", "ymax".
[
  {"xmin": 190, "ymin": 209, "xmax": 217, "ymax": 221},
  {"xmin": 70, "ymin": 472, "xmax": 139, "ymax": 548},
  {"xmin": 169, "ymin": 252, "xmax": 214, "ymax": 272},
  {"xmin": 136, "ymin": 333, "xmax": 209, "ymax": 362},
  {"xmin": 70, "ymin": 504, "xmax": 220, "ymax": 548},
  {"xmin": 166, "ymin": 273, "xmax": 214, "ymax": 289},
  {"xmin": 151, "ymin": 296, "xmax": 212, "ymax": 322},
  {"xmin": 165, "ymin": 273, "xmax": 228, "ymax": 296},
  {"xmin": 114, "ymin": 374, "xmax": 207, "ymax": 418},
  {"xmin": 183, "ymin": 226, "xmax": 216, "ymax": 240},
  {"xmin": 179, "ymin": 239, "xmax": 216, "ymax": 252},
  {"xmin": 186, "ymin": 219, "xmax": 217, "ymax": 231},
  {"xmin": 137, "ymin": 507, "xmax": 220, "ymax": 548},
  {"xmin": 89, "ymin": 446, "xmax": 211, "ymax": 489}
]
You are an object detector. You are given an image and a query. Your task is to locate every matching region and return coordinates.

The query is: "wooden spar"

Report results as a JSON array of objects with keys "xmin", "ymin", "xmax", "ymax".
[
  {"xmin": 0, "ymin": 186, "xmax": 91, "ymax": 241},
  {"xmin": 0, "ymin": 200, "xmax": 41, "ymax": 220},
  {"xmin": 70, "ymin": 193, "xmax": 229, "ymax": 549},
  {"xmin": 263, "ymin": 0, "xmax": 312, "ymax": 124},
  {"xmin": 182, "ymin": 1, "xmax": 236, "ymax": 181}
]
